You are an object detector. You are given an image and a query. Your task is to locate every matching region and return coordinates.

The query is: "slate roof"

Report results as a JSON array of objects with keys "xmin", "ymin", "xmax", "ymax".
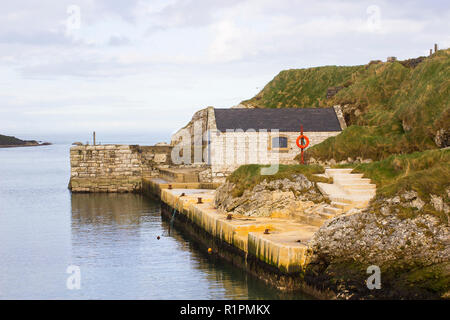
[{"xmin": 214, "ymin": 108, "xmax": 342, "ymax": 132}]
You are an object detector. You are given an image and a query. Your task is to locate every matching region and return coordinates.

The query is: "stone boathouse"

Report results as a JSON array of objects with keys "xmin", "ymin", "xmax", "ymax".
[{"xmin": 171, "ymin": 106, "xmax": 347, "ymax": 181}]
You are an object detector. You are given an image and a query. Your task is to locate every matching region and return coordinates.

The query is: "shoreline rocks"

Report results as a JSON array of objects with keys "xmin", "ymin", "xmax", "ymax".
[{"xmin": 304, "ymin": 190, "xmax": 450, "ymax": 299}]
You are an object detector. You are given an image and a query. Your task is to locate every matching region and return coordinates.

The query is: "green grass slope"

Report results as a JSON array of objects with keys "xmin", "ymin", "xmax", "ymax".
[
  {"xmin": 309, "ymin": 49, "xmax": 449, "ymax": 161},
  {"xmin": 241, "ymin": 65, "xmax": 363, "ymax": 108},
  {"xmin": 351, "ymin": 148, "xmax": 449, "ymax": 222},
  {"xmin": 227, "ymin": 164, "xmax": 330, "ymax": 198},
  {"xmin": 241, "ymin": 49, "xmax": 449, "ymax": 161}
]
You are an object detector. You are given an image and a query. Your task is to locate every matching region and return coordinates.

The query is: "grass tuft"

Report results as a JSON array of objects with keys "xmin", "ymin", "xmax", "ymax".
[{"xmin": 227, "ymin": 164, "xmax": 330, "ymax": 198}]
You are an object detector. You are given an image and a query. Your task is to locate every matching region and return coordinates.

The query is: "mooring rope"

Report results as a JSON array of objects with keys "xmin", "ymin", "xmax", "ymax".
[{"xmin": 169, "ymin": 206, "xmax": 177, "ymax": 235}]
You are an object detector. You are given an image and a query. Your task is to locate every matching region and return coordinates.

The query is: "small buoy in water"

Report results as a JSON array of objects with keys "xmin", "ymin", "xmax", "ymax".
[
  {"xmin": 208, "ymin": 248, "xmax": 212, "ymax": 254},
  {"xmin": 157, "ymin": 236, "xmax": 160, "ymax": 240}
]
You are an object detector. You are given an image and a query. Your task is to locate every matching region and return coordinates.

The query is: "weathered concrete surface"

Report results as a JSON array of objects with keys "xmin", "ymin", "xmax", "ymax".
[{"xmin": 142, "ymin": 178, "xmax": 221, "ymax": 199}]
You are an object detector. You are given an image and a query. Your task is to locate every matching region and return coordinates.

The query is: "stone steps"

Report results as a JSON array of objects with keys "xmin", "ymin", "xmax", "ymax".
[
  {"xmin": 334, "ymin": 177, "xmax": 371, "ymax": 184},
  {"xmin": 314, "ymin": 168, "xmax": 377, "ymax": 217},
  {"xmin": 294, "ymin": 201, "xmax": 346, "ymax": 227},
  {"xmin": 325, "ymin": 168, "xmax": 353, "ymax": 175},
  {"xmin": 292, "ymin": 204, "xmax": 333, "ymax": 227},
  {"xmin": 332, "ymin": 173, "xmax": 364, "ymax": 179},
  {"xmin": 340, "ymin": 183, "xmax": 376, "ymax": 190},
  {"xmin": 331, "ymin": 201, "xmax": 353, "ymax": 210},
  {"xmin": 323, "ymin": 206, "xmax": 343, "ymax": 215},
  {"xmin": 317, "ymin": 182, "xmax": 347, "ymax": 199},
  {"xmin": 346, "ymin": 189, "xmax": 376, "ymax": 196},
  {"xmin": 296, "ymin": 214, "xmax": 329, "ymax": 227}
]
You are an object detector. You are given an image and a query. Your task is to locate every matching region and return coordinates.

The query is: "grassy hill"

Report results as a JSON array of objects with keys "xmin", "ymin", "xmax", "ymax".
[
  {"xmin": 0, "ymin": 134, "xmax": 28, "ymax": 145},
  {"xmin": 241, "ymin": 49, "xmax": 450, "ymax": 162},
  {"xmin": 241, "ymin": 65, "xmax": 364, "ymax": 109}
]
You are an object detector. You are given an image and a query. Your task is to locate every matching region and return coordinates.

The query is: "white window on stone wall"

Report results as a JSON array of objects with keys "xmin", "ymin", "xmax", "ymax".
[{"xmin": 270, "ymin": 135, "xmax": 288, "ymax": 152}]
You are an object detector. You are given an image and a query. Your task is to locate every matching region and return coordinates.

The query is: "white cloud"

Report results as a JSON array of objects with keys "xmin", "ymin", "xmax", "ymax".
[{"xmin": 0, "ymin": 0, "xmax": 448, "ymax": 136}]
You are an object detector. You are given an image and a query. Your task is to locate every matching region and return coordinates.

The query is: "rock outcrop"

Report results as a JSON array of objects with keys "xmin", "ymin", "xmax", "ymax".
[
  {"xmin": 305, "ymin": 191, "xmax": 450, "ymax": 299},
  {"xmin": 170, "ymin": 107, "xmax": 211, "ymax": 146},
  {"xmin": 435, "ymin": 128, "xmax": 450, "ymax": 148},
  {"xmin": 215, "ymin": 174, "xmax": 327, "ymax": 217}
]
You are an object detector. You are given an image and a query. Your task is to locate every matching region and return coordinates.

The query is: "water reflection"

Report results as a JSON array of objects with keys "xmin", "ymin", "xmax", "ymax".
[
  {"xmin": 161, "ymin": 218, "xmax": 312, "ymax": 300},
  {"xmin": 70, "ymin": 193, "xmax": 310, "ymax": 299},
  {"xmin": 71, "ymin": 193, "xmax": 156, "ymax": 227}
]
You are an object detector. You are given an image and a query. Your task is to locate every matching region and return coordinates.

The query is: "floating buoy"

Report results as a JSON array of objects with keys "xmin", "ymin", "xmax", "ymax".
[{"xmin": 208, "ymin": 248, "xmax": 212, "ymax": 254}]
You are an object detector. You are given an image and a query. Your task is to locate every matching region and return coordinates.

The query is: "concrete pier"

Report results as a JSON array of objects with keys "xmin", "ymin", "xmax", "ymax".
[{"xmin": 143, "ymin": 177, "xmax": 335, "ymax": 297}]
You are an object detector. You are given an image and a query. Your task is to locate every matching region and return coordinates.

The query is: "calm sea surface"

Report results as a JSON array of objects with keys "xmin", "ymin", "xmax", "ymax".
[{"xmin": 0, "ymin": 138, "xmax": 310, "ymax": 299}]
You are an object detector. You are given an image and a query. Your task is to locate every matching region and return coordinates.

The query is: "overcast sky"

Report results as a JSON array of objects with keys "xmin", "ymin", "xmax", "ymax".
[{"xmin": 0, "ymin": 0, "xmax": 449, "ymax": 140}]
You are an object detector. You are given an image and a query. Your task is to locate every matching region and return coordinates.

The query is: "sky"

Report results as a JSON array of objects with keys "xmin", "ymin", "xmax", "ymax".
[{"xmin": 0, "ymin": 0, "xmax": 449, "ymax": 142}]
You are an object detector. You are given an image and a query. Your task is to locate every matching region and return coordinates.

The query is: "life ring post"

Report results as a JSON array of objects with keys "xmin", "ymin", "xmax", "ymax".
[{"xmin": 296, "ymin": 125, "xmax": 310, "ymax": 164}]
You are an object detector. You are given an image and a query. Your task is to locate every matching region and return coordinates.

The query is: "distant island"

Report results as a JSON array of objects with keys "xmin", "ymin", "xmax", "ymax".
[{"xmin": 0, "ymin": 134, "xmax": 51, "ymax": 148}]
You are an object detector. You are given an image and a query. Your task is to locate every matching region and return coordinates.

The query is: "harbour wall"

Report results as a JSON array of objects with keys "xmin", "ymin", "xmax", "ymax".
[{"xmin": 69, "ymin": 144, "xmax": 172, "ymax": 192}]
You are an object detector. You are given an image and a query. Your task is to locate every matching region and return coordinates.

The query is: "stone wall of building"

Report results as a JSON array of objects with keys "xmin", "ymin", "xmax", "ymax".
[
  {"xmin": 138, "ymin": 145, "xmax": 173, "ymax": 177},
  {"xmin": 208, "ymin": 130, "xmax": 340, "ymax": 182},
  {"xmin": 69, "ymin": 144, "xmax": 172, "ymax": 192}
]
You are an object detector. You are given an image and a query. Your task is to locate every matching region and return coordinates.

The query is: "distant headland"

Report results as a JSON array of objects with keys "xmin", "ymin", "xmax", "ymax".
[{"xmin": 0, "ymin": 134, "xmax": 51, "ymax": 148}]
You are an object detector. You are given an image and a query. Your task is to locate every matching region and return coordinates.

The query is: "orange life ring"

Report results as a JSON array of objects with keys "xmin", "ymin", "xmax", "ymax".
[{"xmin": 296, "ymin": 135, "xmax": 309, "ymax": 149}]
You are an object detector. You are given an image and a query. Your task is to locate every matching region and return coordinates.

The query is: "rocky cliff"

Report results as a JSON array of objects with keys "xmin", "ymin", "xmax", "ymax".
[{"xmin": 307, "ymin": 196, "xmax": 449, "ymax": 299}]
